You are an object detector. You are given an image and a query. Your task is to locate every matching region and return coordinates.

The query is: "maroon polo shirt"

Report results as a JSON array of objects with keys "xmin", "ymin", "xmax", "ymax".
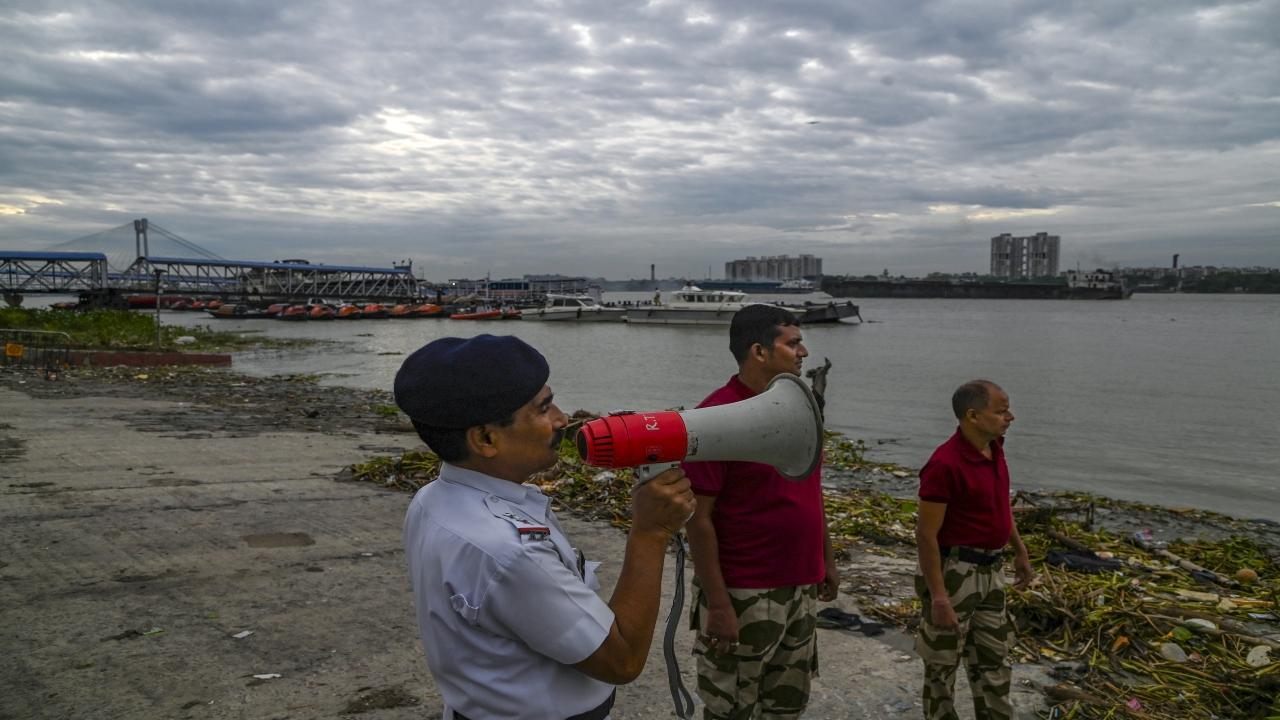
[
  {"xmin": 682, "ymin": 375, "xmax": 826, "ymax": 589},
  {"xmin": 917, "ymin": 428, "xmax": 1013, "ymax": 551}
]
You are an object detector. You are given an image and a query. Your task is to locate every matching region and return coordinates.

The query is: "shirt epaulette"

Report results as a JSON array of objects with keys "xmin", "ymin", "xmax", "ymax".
[{"xmin": 485, "ymin": 498, "xmax": 551, "ymax": 541}]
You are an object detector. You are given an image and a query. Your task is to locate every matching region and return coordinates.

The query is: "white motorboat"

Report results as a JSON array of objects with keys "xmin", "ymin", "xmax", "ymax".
[
  {"xmin": 624, "ymin": 284, "xmax": 755, "ymax": 325},
  {"xmin": 625, "ymin": 283, "xmax": 861, "ymax": 325},
  {"xmin": 520, "ymin": 294, "xmax": 627, "ymax": 322}
]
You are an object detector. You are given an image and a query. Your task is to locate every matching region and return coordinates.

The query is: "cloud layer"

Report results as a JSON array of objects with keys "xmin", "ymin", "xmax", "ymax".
[{"xmin": 2, "ymin": 0, "xmax": 1277, "ymax": 279}]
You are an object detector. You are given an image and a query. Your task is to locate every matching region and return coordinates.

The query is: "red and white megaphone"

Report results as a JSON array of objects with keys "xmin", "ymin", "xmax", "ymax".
[{"xmin": 575, "ymin": 373, "xmax": 824, "ymax": 482}]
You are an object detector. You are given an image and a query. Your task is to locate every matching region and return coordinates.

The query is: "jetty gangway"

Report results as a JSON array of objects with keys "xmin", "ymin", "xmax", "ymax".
[
  {"xmin": 1, "ymin": 251, "xmax": 109, "ymax": 295},
  {"xmin": 2, "ymin": 219, "xmax": 421, "ymax": 301},
  {"xmin": 120, "ymin": 256, "xmax": 418, "ymax": 299}
]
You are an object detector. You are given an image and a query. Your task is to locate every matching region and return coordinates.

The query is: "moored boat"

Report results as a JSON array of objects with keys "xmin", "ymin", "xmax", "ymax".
[
  {"xmin": 388, "ymin": 303, "xmax": 415, "ymax": 318},
  {"xmin": 625, "ymin": 283, "xmax": 859, "ymax": 325},
  {"xmin": 624, "ymin": 284, "xmax": 752, "ymax": 325},
  {"xmin": 360, "ymin": 303, "xmax": 389, "ymax": 319},
  {"xmin": 450, "ymin": 307, "xmax": 503, "ymax": 320},
  {"xmin": 334, "ymin": 304, "xmax": 361, "ymax": 319},
  {"xmin": 779, "ymin": 300, "xmax": 861, "ymax": 324},
  {"xmin": 520, "ymin": 294, "xmax": 626, "ymax": 322},
  {"xmin": 207, "ymin": 304, "xmax": 273, "ymax": 319},
  {"xmin": 279, "ymin": 304, "xmax": 309, "ymax": 321},
  {"xmin": 413, "ymin": 303, "xmax": 445, "ymax": 318},
  {"xmin": 308, "ymin": 304, "xmax": 335, "ymax": 320}
]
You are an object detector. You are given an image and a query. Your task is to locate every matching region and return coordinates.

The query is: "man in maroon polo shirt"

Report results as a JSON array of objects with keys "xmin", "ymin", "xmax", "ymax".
[
  {"xmin": 683, "ymin": 304, "xmax": 839, "ymax": 719},
  {"xmin": 914, "ymin": 379, "xmax": 1034, "ymax": 720}
]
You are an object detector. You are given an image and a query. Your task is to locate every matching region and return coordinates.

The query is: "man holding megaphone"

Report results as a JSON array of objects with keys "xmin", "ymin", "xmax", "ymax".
[
  {"xmin": 683, "ymin": 305, "xmax": 840, "ymax": 720},
  {"xmin": 394, "ymin": 335, "xmax": 696, "ymax": 720}
]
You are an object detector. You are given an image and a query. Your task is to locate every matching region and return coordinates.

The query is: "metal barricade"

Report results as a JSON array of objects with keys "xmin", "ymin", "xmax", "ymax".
[{"xmin": 1, "ymin": 329, "xmax": 72, "ymax": 375}]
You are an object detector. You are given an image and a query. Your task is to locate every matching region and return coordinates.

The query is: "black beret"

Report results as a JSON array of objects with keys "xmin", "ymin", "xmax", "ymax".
[{"xmin": 394, "ymin": 334, "xmax": 550, "ymax": 429}]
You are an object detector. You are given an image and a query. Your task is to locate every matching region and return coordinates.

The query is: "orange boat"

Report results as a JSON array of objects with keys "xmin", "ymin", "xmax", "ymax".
[
  {"xmin": 388, "ymin": 303, "xmax": 415, "ymax": 318},
  {"xmin": 335, "ymin": 304, "xmax": 361, "ymax": 319},
  {"xmin": 450, "ymin": 308, "xmax": 503, "ymax": 320},
  {"xmin": 265, "ymin": 303, "xmax": 290, "ymax": 317},
  {"xmin": 205, "ymin": 299, "xmax": 224, "ymax": 310},
  {"xmin": 360, "ymin": 303, "xmax": 389, "ymax": 319},
  {"xmin": 414, "ymin": 303, "xmax": 445, "ymax": 318},
  {"xmin": 308, "ymin": 305, "xmax": 335, "ymax": 320},
  {"xmin": 279, "ymin": 304, "xmax": 309, "ymax": 321},
  {"xmin": 501, "ymin": 308, "xmax": 522, "ymax": 320},
  {"xmin": 189, "ymin": 300, "xmax": 208, "ymax": 311}
]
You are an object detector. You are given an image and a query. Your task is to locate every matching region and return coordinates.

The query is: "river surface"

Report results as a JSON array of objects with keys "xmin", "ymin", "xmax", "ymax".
[{"xmin": 150, "ymin": 293, "xmax": 1279, "ymax": 521}]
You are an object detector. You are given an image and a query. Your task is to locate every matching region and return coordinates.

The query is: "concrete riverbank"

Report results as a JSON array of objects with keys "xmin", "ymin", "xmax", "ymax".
[{"xmin": 0, "ymin": 368, "xmax": 1055, "ymax": 719}]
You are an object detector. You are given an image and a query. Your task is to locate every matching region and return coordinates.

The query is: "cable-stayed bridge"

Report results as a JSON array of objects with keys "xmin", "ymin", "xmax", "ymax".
[{"xmin": 2, "ymin": 219, "xmax": 420, "ymax": 304}]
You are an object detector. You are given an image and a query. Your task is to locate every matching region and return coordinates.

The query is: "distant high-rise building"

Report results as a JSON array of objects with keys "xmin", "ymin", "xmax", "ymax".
[
  {"xmin": 990, "ymin": 232, "xmax": 1060, "ymax": 278},
  {"xmin": 724, "ymin": 254, "xmax": 822, "ymax": 281}
]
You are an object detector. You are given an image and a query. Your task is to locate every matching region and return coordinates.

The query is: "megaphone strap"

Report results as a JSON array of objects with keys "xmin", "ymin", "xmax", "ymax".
[{"xmin": 664, "ymin": 532, "xmax": 696, "ymax": 720}]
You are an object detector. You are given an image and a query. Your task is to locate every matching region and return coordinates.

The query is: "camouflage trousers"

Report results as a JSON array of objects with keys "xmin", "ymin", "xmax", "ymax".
[
  {"xmin": 914, "ymin": 552, "xmax": 1015, "ymax": 720},
  {"xmin": 689, "ymin": 579, "xmax": 818, "ymax": 720}
]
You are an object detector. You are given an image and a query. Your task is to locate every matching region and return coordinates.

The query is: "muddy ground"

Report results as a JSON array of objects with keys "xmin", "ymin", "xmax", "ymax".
[{"xmin": 6, "ymin": 364, "xmax": 1266, "ymax": 720}]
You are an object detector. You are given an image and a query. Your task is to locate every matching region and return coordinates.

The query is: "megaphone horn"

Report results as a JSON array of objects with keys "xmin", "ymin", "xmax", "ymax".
[{"xmin": 575, "ymin": 373, "xmax": 824, "ymax": 481}]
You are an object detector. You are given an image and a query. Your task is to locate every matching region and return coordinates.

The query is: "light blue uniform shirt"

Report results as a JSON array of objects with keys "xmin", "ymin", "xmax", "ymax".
[{"xmin": 404, "ymin": 463, "xmax": 615, "ymax": 719}]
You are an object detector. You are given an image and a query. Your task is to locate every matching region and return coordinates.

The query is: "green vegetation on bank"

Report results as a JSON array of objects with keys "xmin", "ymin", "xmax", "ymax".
[{"xmin": 0, "ymin": 307, "xmax": 306, "ymax": 352}]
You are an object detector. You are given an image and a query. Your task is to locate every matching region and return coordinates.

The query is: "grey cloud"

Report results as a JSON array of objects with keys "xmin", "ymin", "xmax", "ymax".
[{"xmin": 0, "ymin": 0, "xmax": 1276, "ymax": 278}]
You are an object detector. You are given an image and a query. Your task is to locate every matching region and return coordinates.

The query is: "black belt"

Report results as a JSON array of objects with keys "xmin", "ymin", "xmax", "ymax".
[
  {"xmin": 940, "ymin": 545, "xmax": 1004, "ymax": 566},
  {"xmin": 453, "ymin": 690, "xmax": 615, "ymax": 720}
]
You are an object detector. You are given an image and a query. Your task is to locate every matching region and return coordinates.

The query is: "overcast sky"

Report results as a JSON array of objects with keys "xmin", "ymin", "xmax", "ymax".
[{"xmin": 1, "ymin": 0, "xmax": 1277, "ymax": 280}]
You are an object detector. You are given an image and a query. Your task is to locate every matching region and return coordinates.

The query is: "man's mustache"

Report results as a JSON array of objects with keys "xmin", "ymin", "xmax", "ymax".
[{"xmin": 550, "ymin": 427, "xmax": 566, "ymax": 448}]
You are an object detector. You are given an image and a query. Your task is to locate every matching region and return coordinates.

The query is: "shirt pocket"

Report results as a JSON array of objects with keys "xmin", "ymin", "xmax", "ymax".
[{"xmin": 449, "ymin": 592, "xmax": 480, "ymax": 625}]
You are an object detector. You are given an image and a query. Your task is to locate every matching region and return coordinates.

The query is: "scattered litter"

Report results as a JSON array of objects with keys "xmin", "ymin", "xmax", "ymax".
[
  {"xmin": 1246, "ymin": 645, "xmax": 1271, "ymax": 667},
  {"xmin": 174, "ymin": 336, "xmax": 196, "ymax": 345},
  {"xmin": 1182, "ymin": 618, "xmax": 1217, "ymax": 633},
  {"xmin": 252, "ymin": 673, "xmax": 281, "ymax": 680},
  {"xmin": 134, "ymin": 374, "xmax": 149, "ymax": 380},
  {"xmin": 1173, "ymin": 588, "xmax": 1218, "ymax": 603},
  {"xmin": 1158, "ymin": 642, "xmax": 1188, "ymax": 663},
  {"xmin": 142, "ymin": 627, "xmax": 165, "ymax": 636},
  {"xmin": 232, "ymin": 630, "xmax": 254, "ymax": 639}
]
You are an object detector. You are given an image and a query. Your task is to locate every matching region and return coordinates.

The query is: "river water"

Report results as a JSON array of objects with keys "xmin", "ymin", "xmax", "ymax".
[{"xmin": 151, "ymin": 293, "xmax": 1278, "ymax": 521}]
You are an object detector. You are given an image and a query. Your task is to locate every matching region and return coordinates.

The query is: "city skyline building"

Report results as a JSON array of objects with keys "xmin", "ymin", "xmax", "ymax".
[
  {"xmin": 725, "ymin": 254, "xmax": 822, "ymax": 281},
  {"xmin": 990, "ymin": 232, "xmax": 1061, "ymax": 279}
]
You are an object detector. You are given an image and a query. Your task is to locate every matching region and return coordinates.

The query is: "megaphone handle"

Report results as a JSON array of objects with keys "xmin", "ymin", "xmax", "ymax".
[{"xmin": 635, "ymin": 461, "xmax": 680, "ymax": 486}]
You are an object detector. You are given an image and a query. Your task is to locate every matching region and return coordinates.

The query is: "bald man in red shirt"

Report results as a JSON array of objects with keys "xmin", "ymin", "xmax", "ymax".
[{"xmin": 914, "ymin": 380, "xmax": 1034, "ymax": 720}]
